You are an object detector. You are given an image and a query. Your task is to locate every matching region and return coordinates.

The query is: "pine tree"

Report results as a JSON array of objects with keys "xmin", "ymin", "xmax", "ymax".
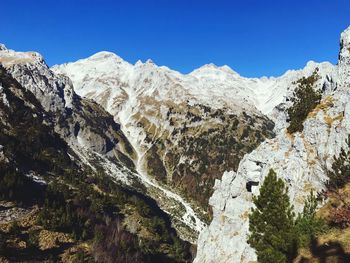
[
  {"xmin": 248, "ymin": 169, "xmax": 298, "ymax": 263},
  {"xmin": 287, "ymin": 69, "xmax": 321, "ymax": 134},
  {"xmin": 327, "ymin": 135, "xmax": 350, "ymax": 190},
  {"xmin": 295, "ymin": 191, "xmax": 326, "ymax": 246}
]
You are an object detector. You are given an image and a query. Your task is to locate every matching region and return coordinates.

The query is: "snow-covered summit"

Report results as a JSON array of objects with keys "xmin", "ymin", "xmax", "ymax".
[
  {"xmin": 0, "ymin": 46, "xmax": 45, "ymax": 67},
  {"xmin": 0, "ymin": 43, "xmax": 7, "ymax": 51},
  {"xmin": 340, "ymin": 26, "xmax": 350, "ymax": 66},
  {"xmin": 53, "ymin": 48, "xmax": 335, "ymax": 118}
]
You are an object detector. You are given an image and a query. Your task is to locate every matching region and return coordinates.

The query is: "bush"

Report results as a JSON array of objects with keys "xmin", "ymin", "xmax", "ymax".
[
  {"xmin": 0, "ymin": 163, "xmax": 45, "ymax": 204},
  {"xmin": 0, "ymin": 231, "xmax": 6, "ymax": 254},
  {"xmin": 329, "ymin": 207, "xmax": 350, "ymax": 228},
  {"xmin": 27, "ymin": 229, "xmax": 40, "ymax": 248},
  {"xmin": 92, "ymin": 219, "xmax": 144, "ymax": 263},
  {"xmin": 287, "ymin": 69, "xmax": 321, "ymax": 133},
  {"xmin": 9, "ymin": 221, "xmax": 21, "ymax": 236}
]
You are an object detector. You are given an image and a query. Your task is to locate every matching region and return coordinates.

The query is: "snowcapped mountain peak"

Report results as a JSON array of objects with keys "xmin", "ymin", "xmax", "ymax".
[
  {"xmin": 190, "ymin": 63, "xmax": 241, "ymax": 79},
  {"xmin": 0, "ymin": 43, "xmax": 7, "ymax": 51},
  {"xmin": 219, "ymin": 64, "xmax": 239, "ymax": 74},
  {"xmin": 88, "ymin": 51, "xmax": 122, "ymax": 61},
  {"xmin": 53, "ymin": 49, "xmax": 337, "ymax": 120},
  {"xmin": 339, "ymin": 26, "xmax": 350, "ymax": 67},
  {"xmin": 201, "ymin": 62, "xmax": 218, "ymax": 69},
  {"xmin": 135, "ymin": 59, "xmax": 143, "ymax": 66},
  {"xmin": 145, "ymin": 58, "xmax": 154, "ymax": 64},
  {"xmin": 341, "ymin": 25, "xmax": 350, "ymax": 47},
  {"xmin": 87, "ymin": 51, "xmax": 128, "ymax": 64},
  {"xmin": 134, "ymin": 58, "xmax": 158, "ymax": 69},
  {"xmin": 0, "ymin": 47, "xmax": 45, "ymax": 67}
]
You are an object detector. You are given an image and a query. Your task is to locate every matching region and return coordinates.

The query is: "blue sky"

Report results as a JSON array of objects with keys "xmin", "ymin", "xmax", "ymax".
[{"xmin": 2, "ymin": 0, "xmax": 350, "ymax": 77}]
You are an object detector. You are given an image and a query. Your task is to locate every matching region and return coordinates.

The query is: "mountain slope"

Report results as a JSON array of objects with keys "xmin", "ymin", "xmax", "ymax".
[
  {"xmin": 0, "ymin": 51, "xmax": 194, "ymax": 262},
  {"xmin": 52, "ymin": 51, "xmax": 279, "ymax": 226},
  {"xmin": 194, "ymin": 26, "xmax": 350, "ymax": 263},
  {"xmin": 1, "ymin": 25, "xmax": 348, "ymax": 263},
  {"xmin": 1, "ymin": 44, "xmax": 223, "ymax": 244}
]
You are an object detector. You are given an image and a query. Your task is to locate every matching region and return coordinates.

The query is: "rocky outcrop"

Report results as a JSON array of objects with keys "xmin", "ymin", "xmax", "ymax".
[
  {"xmin": 194, "ymin": 26, "xmax": 350, "ymax": 263},
  {"xmin": 0, "ymin": 46, "xmax": 136, "ymax": 170}
]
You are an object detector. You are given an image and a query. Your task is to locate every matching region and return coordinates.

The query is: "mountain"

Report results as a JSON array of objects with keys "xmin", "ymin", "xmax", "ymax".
[
  {"xmin": 52, "ymin": 41, "xmax": 333, "ymax": 231},
  {"xmin": 52, "ymin": 51, "xmax": 278, "ymax": 235},
  {"xmin": 0, "ymin": 46, "xmax": 194, "ymax": 262},
  {"xmin": 194, "ymin": 27, "xmax": 350, "ymax": 262},
  {"xmin": 1, "ymin": 25, "xmax": 350, "ymax": 263}
]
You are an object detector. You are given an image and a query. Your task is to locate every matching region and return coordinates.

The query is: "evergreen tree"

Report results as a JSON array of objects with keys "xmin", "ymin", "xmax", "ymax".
[
  {"xmin": 327, "ymin": 135, "xmax": 350, "ymax": 190},
  {"xmin": 287, "ymin": 69, "xmax": 321, "ymax": 133},
  {"xmin": 0, "ymin": 232, "xmax": 5, "ymax": 254},
  {"xmin": 295, "ymin": 191, "xmax": 326, "ymax": 246},
  {"xmin": 248, "ymin": 169, "xmax": 298, "ymax": 263}
]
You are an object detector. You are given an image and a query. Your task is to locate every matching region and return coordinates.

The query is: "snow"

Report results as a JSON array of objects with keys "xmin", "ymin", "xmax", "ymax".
[
  {"xmin": 25, "ymin": 172, "xmax": 47, "ymax": 185},
  {"xmin": 53, "ymin": 50, "xmax": 334, "ymax": 118},
  {"xmin": 0, "ymin": 85, "xmax": 10, "ymax": 107},
  {"xmin": 0, "ymin": 44, "xmax": 7, "ymax": 51},
  {"xmin": 51, "ymin": 43, "xmax": 336, "ymax": 241},
  {"xmin": 0, "ymin": 47, "xmax": 44, "ymax": 66}
]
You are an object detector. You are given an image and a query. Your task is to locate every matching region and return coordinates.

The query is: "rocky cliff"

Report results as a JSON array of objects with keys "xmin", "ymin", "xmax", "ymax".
[{"xmin": 194, "ymin": 26, "xmax": 350, "ymax": 263}]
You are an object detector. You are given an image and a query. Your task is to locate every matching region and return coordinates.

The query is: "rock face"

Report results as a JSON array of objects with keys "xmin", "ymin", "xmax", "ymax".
[
  {"xmin": 0, "ymin": 46, "xmax": 136, "ymax": 171},
  {"xmin": 52, "ymin": 52, "xmax": 279, "ymax": 229},
  {"xmin": 194, "ymin": 26, "xmax": 350, "ymax": 263}
]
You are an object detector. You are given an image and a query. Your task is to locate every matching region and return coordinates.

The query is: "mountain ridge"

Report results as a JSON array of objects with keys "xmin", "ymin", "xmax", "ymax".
[
  {"xmin": 194, "ymin": 25, "xmax": 350, "ymax": 262},
  {"xmin": 1, "ymin": 25, "xmax": 350, "ymax": 263}
]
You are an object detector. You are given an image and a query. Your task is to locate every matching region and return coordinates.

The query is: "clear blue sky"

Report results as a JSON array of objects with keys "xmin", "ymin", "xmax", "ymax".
[{"xmin": 2, "ymin": 0, "xmax": 350, "ymax": 77}]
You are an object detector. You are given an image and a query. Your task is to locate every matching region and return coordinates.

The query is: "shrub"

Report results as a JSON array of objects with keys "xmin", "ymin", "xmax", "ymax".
[
  {"xmin": 0, "ymin": 231, "xmax": 6, "ymax": 254},
  {"xmin": 9, "ymin": 221, "xmax": 21, "ymax": 236},
  {"xmin": 92, "ymin": 220, "xmax": 144, "ymax": 263},
  {"xmin": 329, "ymin": 207, "xmax": 350, "ymax": 228},
  {"xmin": 27, "ymin": 229, "xmax": 40, "ymax": 248}
]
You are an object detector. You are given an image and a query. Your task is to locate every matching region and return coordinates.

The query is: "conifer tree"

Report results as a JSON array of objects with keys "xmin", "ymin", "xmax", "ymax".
[
  {"xmin": 287, "ymin": 69, "xmax": 321, "ymax": 133},
  {"xmin": 327, "ymin": 135, "xmax": 350, "ymax": 190},
  {"xmin": 295, "ymin": 191, "xmax": 326, "ymax": 246},
  {"xmin": 248, "ymin": 169, "xmax": 298, "ymax": 263}
]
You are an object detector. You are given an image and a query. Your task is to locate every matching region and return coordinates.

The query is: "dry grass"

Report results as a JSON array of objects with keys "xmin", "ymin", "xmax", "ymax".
[
  {"xmin": 308, "ymin": 96, "xmax": 335, "ymax": 118},
  {"xmin": 332, "ymin": 113, "xmax": 344, "ymax": 123},
  {"xmin": 318, "ymin": 184, "xmax": 350, "ymax": 221},
  {"xmin": 295, "ymin": 227, "xmax": 350, "ymax": 263},
  {"xmin": 324, "ymin": 115, "xmax": 334, "ymax": 127},
  {"xmin": 39, "ymin": 229, "xmax": 74, "ymax": 250},
  {"xmin": 295, "ymin": 184, "xmax": 350, "ymax": 262}
]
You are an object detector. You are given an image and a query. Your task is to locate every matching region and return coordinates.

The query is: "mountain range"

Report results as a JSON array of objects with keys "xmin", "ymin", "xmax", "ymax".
[{"xmin": 0, "ymin": 25, "xmax": 350, "ymax": 262}]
